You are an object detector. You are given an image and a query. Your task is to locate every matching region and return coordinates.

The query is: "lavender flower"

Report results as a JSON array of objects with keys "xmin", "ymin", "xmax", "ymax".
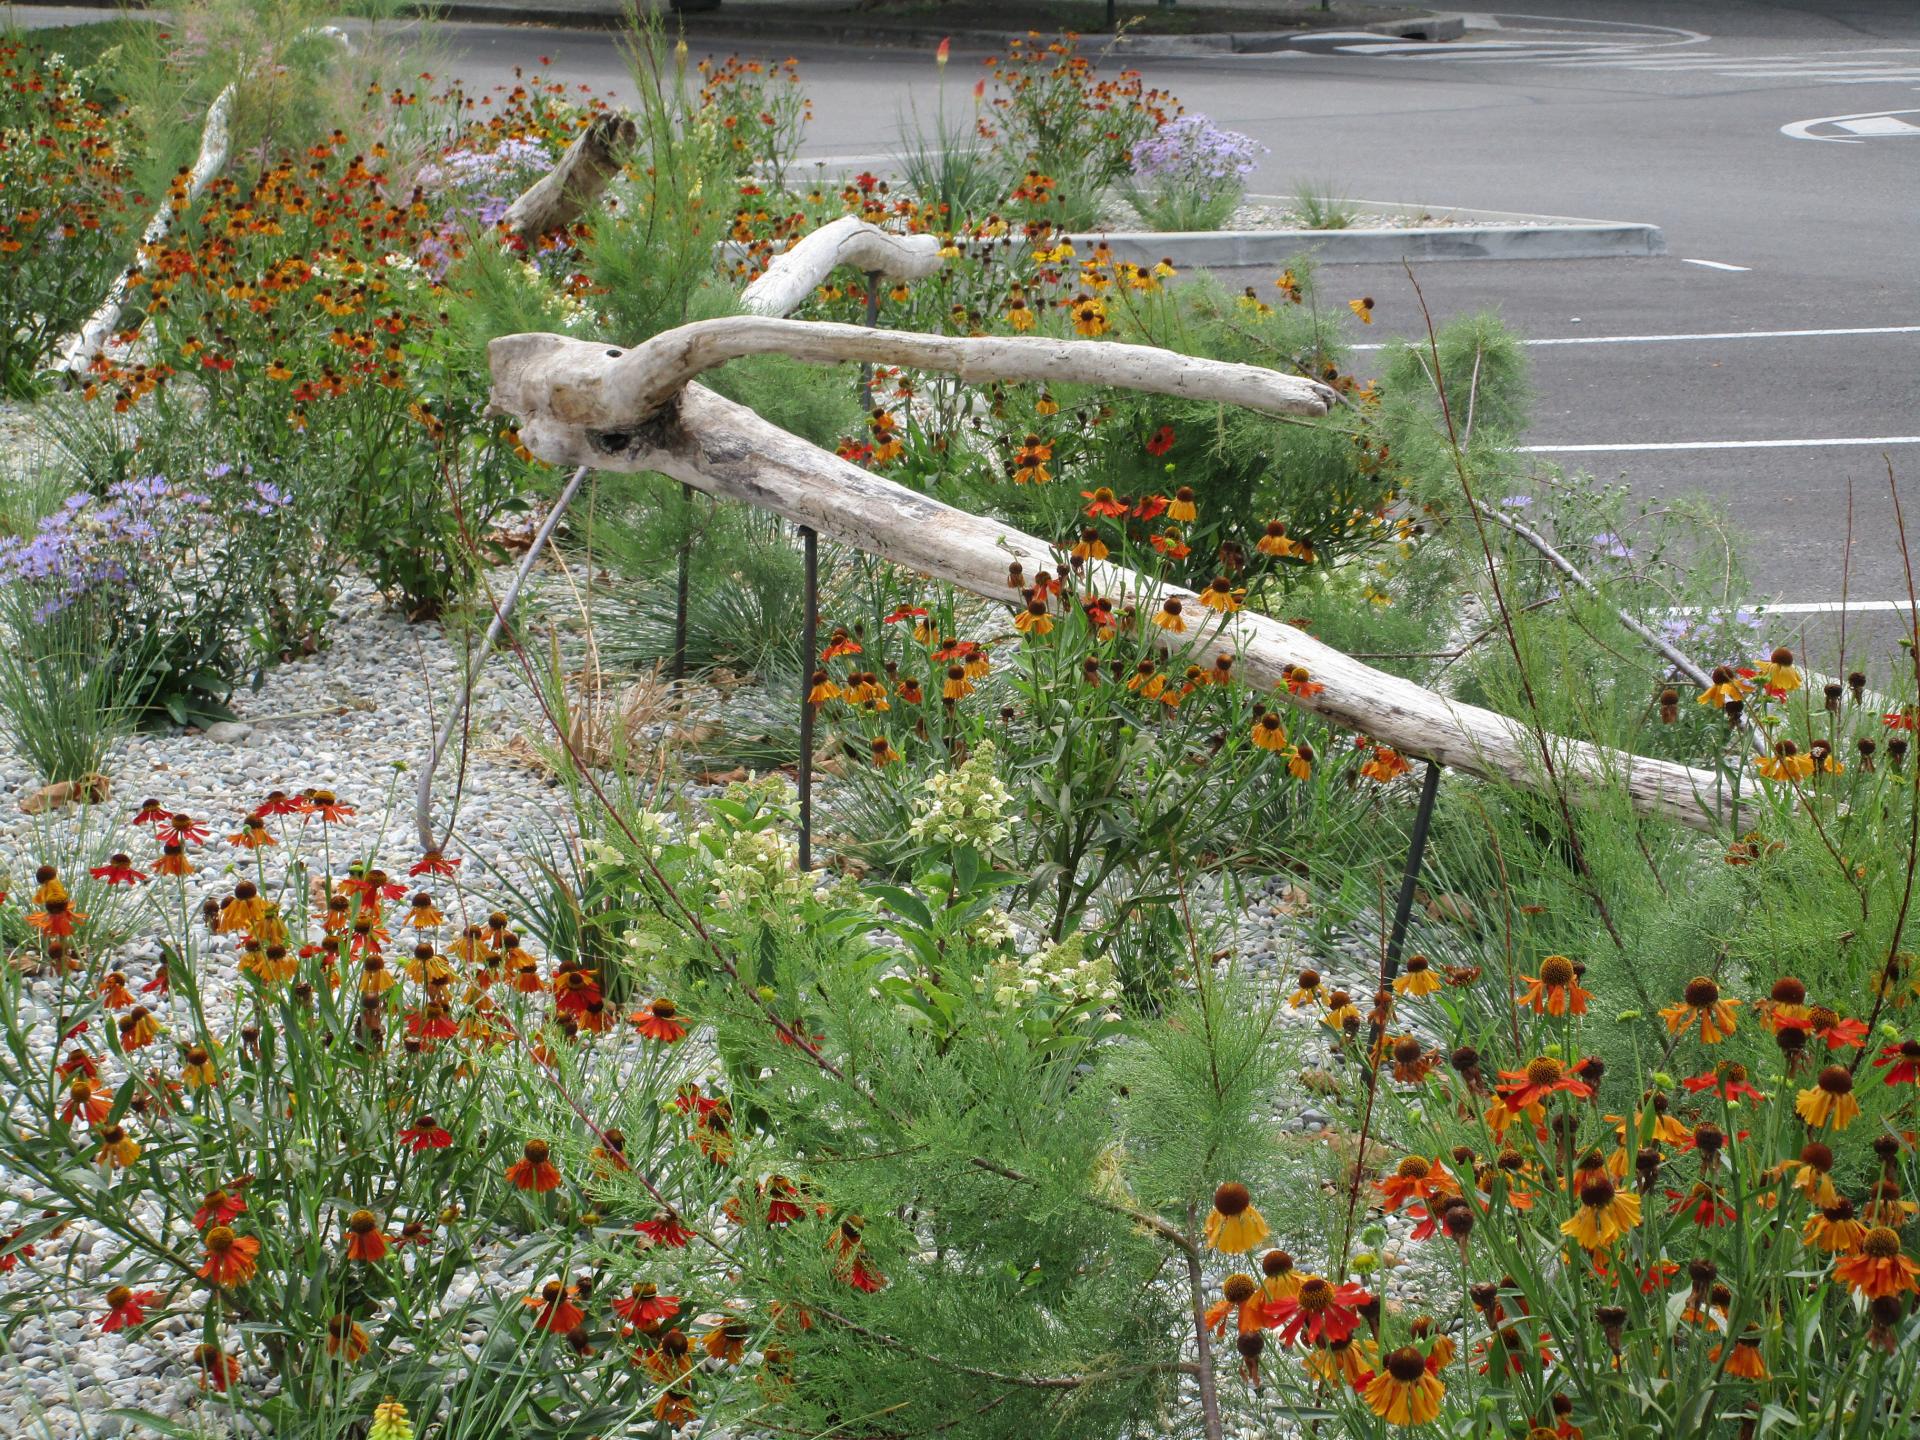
[
  {"xmin": 1131, "ymin": 115, "xmax": 1264, "ymax": 195},
  {"xmin": 1125, "ymin": 115, "xmax": 1265, "ymax": 232}
]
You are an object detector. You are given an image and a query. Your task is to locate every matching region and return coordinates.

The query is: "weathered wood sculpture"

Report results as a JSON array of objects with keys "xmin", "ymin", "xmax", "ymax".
[{"xmin": 420, "ymin": 202, "xmax": 1735, "ymax": 846}]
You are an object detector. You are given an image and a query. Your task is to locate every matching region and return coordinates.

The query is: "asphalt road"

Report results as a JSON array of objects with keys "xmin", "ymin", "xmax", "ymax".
[{"xmin": 13, "ymin": 0, "xmax": 1918, "ymax": 667}]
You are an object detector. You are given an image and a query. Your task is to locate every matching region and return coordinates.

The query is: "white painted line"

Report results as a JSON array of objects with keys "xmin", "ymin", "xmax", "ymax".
[
  {"xmin": 1350, "ymin": 324, "xmax": 1920, "ymax": 352},
  {"xmin": 1745, "ymin": 600, "xmax": 1916, "ymax": 615},
  {"xmin": 1523, "ymin": 436, "xmax": 1920, "ymax": 454},
  {"xmin": 1681, "ymin": 258, "xmax": 1751, "ymax": 271},
  {"xmin": 1784, "ymin": 108, "xmax": 1920, "ymax": 143},
  {"xmin": 1836, "ymin": 115, "xmax": 1920, "ymax": 135}
]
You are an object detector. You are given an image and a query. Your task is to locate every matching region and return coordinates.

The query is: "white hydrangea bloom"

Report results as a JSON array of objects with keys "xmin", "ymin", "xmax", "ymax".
[{"xmin": 908, "ymin": 742, "xmax": 1012, "ymax": 852}]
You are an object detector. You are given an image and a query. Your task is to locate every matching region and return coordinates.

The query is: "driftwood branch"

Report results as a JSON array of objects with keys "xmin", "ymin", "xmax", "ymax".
[
  {"xmin": 501, "ymin": 113, "xmax": 637, "ymax": 245},
  {"xmin": 56, "ymin": 84, "xmax": 236, "ymax": 381},
  {"xmin": 491, "ymin": 320, "xmax": 1338, "ymax": 436},
  {"xmin": 740, "ymin": 214, "xmax": 944, "ymax": 317},
  {"xmin": 484, "ymin": 352, "xmax": 1732, "ymax": 832},
  {"xmin": 55, "ymin": 26, "xmax": 354, "ymax": 382}
]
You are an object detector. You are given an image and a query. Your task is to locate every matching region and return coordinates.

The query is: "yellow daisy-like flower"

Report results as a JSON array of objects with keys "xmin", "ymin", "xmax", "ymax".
[
  {"xmin": 1363, "ymin": 1347, "xmax": 1443, "ymax": 1426},
  {"xmin": 1559, "ymin": 1176, "xmax": 1642, "ymax": 1252},
  {"xmin": 1795, "ymin": 1065, "xmax": 1861, "ymax": 1131},
  {"xmin": 1204, "ymin": 1183, "xmax": 1270, "ymax": 1253},
  {"xmin": 1757, "ymin": 645, "xmax": 1801, "ymax": 692}
]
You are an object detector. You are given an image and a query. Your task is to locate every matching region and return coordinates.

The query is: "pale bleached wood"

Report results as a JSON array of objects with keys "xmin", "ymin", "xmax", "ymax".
[
  {"xmin": 56, "ymin": 83, "xmax": 236, "ymax": 382},
  {"xmin": 490, "ymin": 320, "xmax": 1338, "ymax": 434},
  {"xmin": 501, "ymin": 113, "xmax": 638, "ymax": 245},
  {"xmin": 484, "ymin": 362, "xmax": 1732, "ymax": 832},
  {"xmin": 740, "ymin": 215, "xmax": 945, "ymax": 317},
  {"xmin": 55, "ymin": 26, "xmax": 354, "ymax": 382}
]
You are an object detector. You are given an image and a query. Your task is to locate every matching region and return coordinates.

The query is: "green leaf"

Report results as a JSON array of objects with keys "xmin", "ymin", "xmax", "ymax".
[{"xmin": 864, "ymin": 884, "xmax": 932, "ymax": 932}]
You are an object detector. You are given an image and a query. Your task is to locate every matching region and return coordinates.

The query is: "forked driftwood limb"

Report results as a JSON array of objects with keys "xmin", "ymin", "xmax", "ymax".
[
  {"xmin": 56, "ymin": 27, "xmax": 355, "ymax": 383},
  {"xmin": 739, "ymin": 214, "xmax": 944, "ymax": 316},
  {"xmin": 484, "ymin": 342, "xmax": 1732, "ymax": 832},
  {"xmin": 56, "ymin": 83, "xmax": 236, "ymax": 381},
  {"xmin": 493, "ymin": 319, "xmax": 1337, "ymax": 435},
  {"xmin": 501, "ymin": 113, "xmax": 639, "ymax": 245}
]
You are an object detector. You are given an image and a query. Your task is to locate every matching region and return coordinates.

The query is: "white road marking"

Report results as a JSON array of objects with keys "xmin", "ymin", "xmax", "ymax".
[
  {"xmin": 1681, "ymin": 258, "xmax": 1751, "ymax": 271},
  {"xmin": 1350, "ymin": 324, "xmax": 1920, "ymax": 351},
  {"xmin": 1786, "ymin": 108, "xmax": 1920, "ymax": 142},
  {"xmin": 1523, "ymin": 437, "xmax": 1920, "ymax": 454},
  {"xmin": 1740, "ymin": 600, "xmax": 1917, "ymax": 615}
]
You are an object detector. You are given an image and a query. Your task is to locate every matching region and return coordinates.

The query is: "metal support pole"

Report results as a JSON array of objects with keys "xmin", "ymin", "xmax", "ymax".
[
  {"xmin": 858, "ymin": 268, "xmax": 882, "ymax": 410},
  {"xmin": 1370, "ymin": 761, "xmax": 1442, "ymax": 1051},
  {"xmin": 798, "ymin": 525, "xmax": 819, "ymax": 871},
  {"xmin": 671, "ymin": 482, "xmax": 692, "ymax": 684}
]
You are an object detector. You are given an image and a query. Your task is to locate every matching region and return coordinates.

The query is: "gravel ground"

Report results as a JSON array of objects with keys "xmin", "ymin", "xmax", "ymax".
[{"xmin": 0, "ymin": 555, "xmax": 1446, "ymax": 1436}]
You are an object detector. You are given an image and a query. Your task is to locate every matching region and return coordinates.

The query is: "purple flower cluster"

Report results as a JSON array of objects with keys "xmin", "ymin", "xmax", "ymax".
[
  {"xmin": 1130, "ymin": 114, "xmax": 1265, "ymax": 200},
  {"xmin": 417, "ymin": 138, "xmax": 553, "ymax": 274},
  {"xmin": 0, "ymin": 476, "xmax": 209, "ymax": 624}
]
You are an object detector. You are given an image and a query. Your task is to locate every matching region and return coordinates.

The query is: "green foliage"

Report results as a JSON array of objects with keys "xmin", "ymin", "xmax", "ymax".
[
  {"xmin": 1287, "ymin": 180, "xmax": 1356, "ymax": 231},
  {"xmin": 0, "ymin": 38, "xmax": 140, "ymax": 397}
]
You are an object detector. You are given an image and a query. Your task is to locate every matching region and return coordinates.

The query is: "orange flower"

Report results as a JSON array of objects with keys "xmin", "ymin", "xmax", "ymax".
[
  {"xmin": 326, "ymin": 1313, "xmax": 371, "ymax": 1362},
  {"xmin": 198, "ymin": 1226, "xmax": 260, "ymax": 1287},
  {"xmin": 1659, "ymin": 977, "xmax": 1739, "ymax": 1043},
  {"xmin": 524, "ymin": 1278, "xmax": 585, "ymax": 1332},
  {"xmin": 25, "ymin": 898, "xmax": 85, "ymax": 937},
  {"xmin": 344, "ymin": 1210, "xmax": 389, "ymax": 1262},
  {"xmin": 1494, "ymin": 1055, "xmax": 1593, "ymax": 1112},
  {"xmin": 62, "ymin": 1077, "xmax": 112, "ymax": 1125},
  {"xmin": 94, "ymin": 1124, "xmax": 141, "ymax": 1169},
  {"xmin": 1375, "ymin": 1156, "xmax": 1460, "ymax": 1213},
  {"xmin": 506, "ymin": 1139, "xmax": 562, "ymax": 1192},
  {"xmin": 632, "ymin": 998, "xmax": 688, "ymax": 1043},
  {"xmin": 1517, "ymin": 955, "xmax": 1591, "ymax": 1016},
  {"xmin": 1833, "ymin": 1227, "xmax": 1920, "ymax": 1299},
  {"xmin": 1250, "ymin": 711, "xmax": 1288, "ymax": 752}
]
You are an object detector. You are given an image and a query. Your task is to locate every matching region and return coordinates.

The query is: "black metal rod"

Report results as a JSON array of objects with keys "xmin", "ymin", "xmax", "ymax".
[
  {"xmin": 1370, "ymin": 760, "xmax": 1443, "ymax": 1053},
  {"xmin": 671, "ymin": 483, "xmax": 692, "ymax": 684},
  {"xmin": 798, "ymin": 524, "xmax": 819, "ymax": 871},
  {"xmin": 858, "ymin": 268, "xmax": 882, "ymax": 409}
]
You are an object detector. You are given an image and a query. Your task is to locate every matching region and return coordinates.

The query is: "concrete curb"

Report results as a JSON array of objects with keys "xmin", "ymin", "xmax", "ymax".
[
  {"xmin": 1078, "ymin": 197, "xmax": 1665, "ymax": 266},
  {"xmin": 1085, "ymin": 222, "xmax": 1665, "ymax": 267}
]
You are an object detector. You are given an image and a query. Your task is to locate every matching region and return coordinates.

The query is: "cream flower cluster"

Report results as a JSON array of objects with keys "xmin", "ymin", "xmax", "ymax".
[{"xmin": 908, "ymin": 742, "xmax": 1012, "ymax": 852}]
